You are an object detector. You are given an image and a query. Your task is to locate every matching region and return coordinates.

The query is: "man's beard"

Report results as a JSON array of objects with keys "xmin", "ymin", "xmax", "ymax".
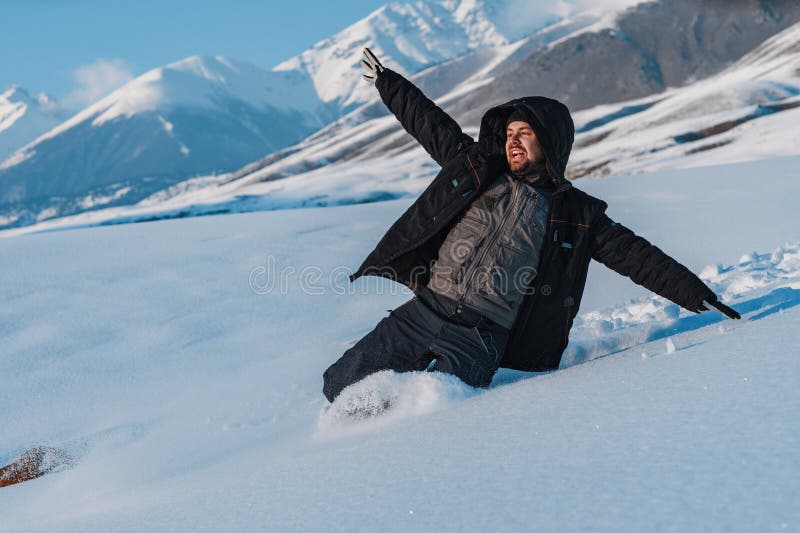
[{"xmin": 509, "ymin": 157, "xmax": 547, "ymax": 177}]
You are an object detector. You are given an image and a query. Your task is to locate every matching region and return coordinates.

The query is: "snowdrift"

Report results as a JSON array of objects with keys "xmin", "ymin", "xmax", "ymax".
[{"xmin": 1, "ymin": 156, "xmax": 798, "ymax": 531}]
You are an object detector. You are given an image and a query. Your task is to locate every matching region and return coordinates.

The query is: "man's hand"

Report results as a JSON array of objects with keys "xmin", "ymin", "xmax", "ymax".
[
  {"xmin": 702, "ymin": 298, "xmax": 741, "ymax": 320},
  {"xmin": 361, "ymin": 48, "xmax": 384, "ymax": 83}
]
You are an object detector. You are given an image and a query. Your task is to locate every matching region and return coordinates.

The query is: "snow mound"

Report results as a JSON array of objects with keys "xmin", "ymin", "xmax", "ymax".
[
  {"xmin": 317, "ymin": 370, "xmax": 477, "ymax": 434},
  {"xmin": 563, "ymin": 242, "xmax": 800, "ymax": 367}
]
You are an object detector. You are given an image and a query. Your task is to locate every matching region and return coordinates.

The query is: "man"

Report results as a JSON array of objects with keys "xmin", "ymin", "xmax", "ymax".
[{"xmin": 322, "ymin": 49, "xmax": 739, "ymax": 403}]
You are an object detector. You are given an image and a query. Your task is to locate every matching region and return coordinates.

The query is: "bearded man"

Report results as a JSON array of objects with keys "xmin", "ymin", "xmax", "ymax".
[{"xmin": 322, "ymin": 49, "xmax": 739, "ymax": 403}]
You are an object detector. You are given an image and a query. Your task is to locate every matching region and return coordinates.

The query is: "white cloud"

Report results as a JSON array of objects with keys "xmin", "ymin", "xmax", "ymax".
[
  {"xmin": 497, "ymin": 0, "xmax": 645, "ymax": 39},
  {"xmin": 562, "ymin": 0, "xmax": 647, "ymax": 14},
  {"xmin": 65, "ymin": 58, "xmax": 134, "ymax": 108}
]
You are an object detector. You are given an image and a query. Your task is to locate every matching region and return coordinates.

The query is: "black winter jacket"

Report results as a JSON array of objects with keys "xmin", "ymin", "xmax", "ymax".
[{"xmin": 351, "ymin": 68, "xmax": 714, "ymax": 372}]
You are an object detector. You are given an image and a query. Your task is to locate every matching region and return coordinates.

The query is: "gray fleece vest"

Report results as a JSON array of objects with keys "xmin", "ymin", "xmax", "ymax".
[{"xmin": 427, "ymin": 173, "xmax": 550, "ymax": 328}]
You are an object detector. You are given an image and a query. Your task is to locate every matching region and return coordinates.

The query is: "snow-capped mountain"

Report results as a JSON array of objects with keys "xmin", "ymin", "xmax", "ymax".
[
  {"xmin": 0, "ymin": 56, "xmax": 334, "ymax": 228},
  {"xmin": 2, "ymin": 0, "xmax": 800, "ymax": 233},
  {"xmin": 79, "ymin": 2, "xmax": 794, "ymax": 228},
  {"xmin": 7, "ymin": 18, "xmax": 799, "ymax": 238},
  {"xmin": 0, "ymin": 0, "xmax": 614, "ymax": 230},
  {"xmin": 183, "ymin": 0, "xmax": 800, "ymax": 195},
  {"xmin": 0, "ymin": 86, "xmax": 65, "ymax": 162},
  {"xmin": 273, "ymin": 0, "xmax": 570, "ymax": 111}
]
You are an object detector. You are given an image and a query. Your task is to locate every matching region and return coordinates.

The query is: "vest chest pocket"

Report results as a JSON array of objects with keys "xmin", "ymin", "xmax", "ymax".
[{"xmin": 436, "ymin": 214, "xmax": 489, "ymax": 283}]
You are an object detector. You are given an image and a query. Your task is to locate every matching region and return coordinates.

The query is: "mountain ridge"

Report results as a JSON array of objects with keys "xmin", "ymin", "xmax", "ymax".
[
  {"xmin": 2, "ymin": 0, "xmax": 799, "ymax": 231},
  {"xmin": 0, "ymin": 85, "xmax": 65, "ymax": 163}
]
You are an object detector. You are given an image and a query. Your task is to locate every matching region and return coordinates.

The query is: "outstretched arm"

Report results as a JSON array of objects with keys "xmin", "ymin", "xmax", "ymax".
[
  {"xmin": 362, "ymin": 48, "xmax": 474, "ymax": 167},
  {"xmin": 591, "ymin": 214, "xmax": 739, "ymax": 318}
]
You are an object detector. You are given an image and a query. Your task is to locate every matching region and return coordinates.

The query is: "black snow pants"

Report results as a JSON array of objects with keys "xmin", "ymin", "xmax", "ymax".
[{"xmin": 323, "ymin": 288, "xmax": 509, "ymax": 402}]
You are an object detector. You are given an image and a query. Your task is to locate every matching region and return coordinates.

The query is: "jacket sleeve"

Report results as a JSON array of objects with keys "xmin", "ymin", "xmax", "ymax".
[
  {"xmin": 591, "ymin": 214, "xmax": 715, "ymax": 312},
  {"xmin": 376, "ymin": 68, "xmax": 474, "ymax": 167}
]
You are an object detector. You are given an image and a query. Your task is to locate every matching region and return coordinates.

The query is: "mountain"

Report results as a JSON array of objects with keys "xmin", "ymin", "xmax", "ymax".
[
  {"xmin": 567, "ymin": 19, "xmax": 800, "ymax": 177},
  {"xmin": 452, "ymin": 0, "xmax": 800, "ymax": 125},
  {"xmin": 8, "ymin": 17, "xmax": 798, "ymax": 238},
  {"xmin": 273, "ymin": 0, "xmax": 569, "ymax": 111},
  {"xmin": 0, "ymin": 0, "xmax": 571, "ymax": 230},
  {"xmin": 75, "ymin": 0, "xmax": 793, "ymax": 228},
  {"xmin": 0, "ymin": 86, "xmax": 65, "ymax": 162},
  {"xmin": 3, "ymin": 0, "xmax": 800, "ymax": 232},
  {"xmin": 0, "ymin": 56, "xmax": 334, "ymax": 227},
  {"xmin": 185, "ymin": 0, "xmax": 800, "ymax": 196}
]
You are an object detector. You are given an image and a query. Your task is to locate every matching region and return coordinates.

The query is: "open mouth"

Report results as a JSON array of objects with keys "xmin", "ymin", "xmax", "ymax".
[{"xmin": 509, "ymin": 149, "xmax": 526, "ymax": 161}]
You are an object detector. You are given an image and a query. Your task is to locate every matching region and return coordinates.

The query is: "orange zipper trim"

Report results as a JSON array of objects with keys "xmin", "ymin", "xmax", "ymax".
[
  {"xmin": 466, "ymin": 153, "xmax": 481, "ymax": 186},
  {"xmin": 549, "ymin": 219, "xmax": 591, "ymax": 228}
]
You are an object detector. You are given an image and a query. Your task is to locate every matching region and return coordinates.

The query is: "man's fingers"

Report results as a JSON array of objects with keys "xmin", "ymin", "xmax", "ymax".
[
  {"xmin": 361, "ymin": 59, "xmax": 376, "ymax": 82},
  {"xmin": 363, "ymin": 48, "xmax": 381, "ymax": 69},
  {"xmin": 362, "ymin": 51, "xmax": 373, "ymax": 69},
  {"xmin": 360, "ymin": 48, "xmax": 383, "ymax": 83},
  {"xmin": 362, "ymin": 48, "xmax": 383, "ymax": 73},
  {"xmin": 362, "ymin": 50, "xmax": 376, "ymax": 70}
]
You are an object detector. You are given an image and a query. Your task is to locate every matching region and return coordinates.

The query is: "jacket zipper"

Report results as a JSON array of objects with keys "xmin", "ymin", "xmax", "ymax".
[{"xmin": 456, "ymin": 176, "xmax": 522, "ymax": 309}]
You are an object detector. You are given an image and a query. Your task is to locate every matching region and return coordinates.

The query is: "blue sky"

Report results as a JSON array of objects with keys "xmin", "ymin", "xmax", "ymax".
[{"xmin": 0, "ymin": 0, "xmax": 387, "ymax": 106}]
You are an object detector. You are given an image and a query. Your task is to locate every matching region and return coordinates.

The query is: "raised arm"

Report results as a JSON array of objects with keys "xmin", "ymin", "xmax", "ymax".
[
  {"xmin": 591, "ymin": 214, "xmax": 738, "ymax": 318},
  {"xmin": 362, "ymin": 48, "xmax": 474, "ymax": 167}
]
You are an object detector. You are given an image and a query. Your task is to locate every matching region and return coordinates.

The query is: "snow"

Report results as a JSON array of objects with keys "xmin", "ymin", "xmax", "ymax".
[
  {"xmin": 76, "ymin": 187, "xmax": 132, "ymax": 210},
  {"xmin": 1, "ymin": 153, "xmax": 799, "ymax": 531},
  {"xmin": 0, "ymin": 86, "xmax": 64, "ymax": 162}
]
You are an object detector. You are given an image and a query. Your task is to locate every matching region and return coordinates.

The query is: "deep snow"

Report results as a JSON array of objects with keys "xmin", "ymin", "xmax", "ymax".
[{"xmin": 1, "ymin": 154, "xmax": 799, "ymax": 531}]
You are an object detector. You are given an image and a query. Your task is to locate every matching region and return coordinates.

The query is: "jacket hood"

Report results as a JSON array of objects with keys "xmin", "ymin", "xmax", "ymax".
[{"xmin": 478, "ymin": 96, "xmax": 575, "ymax": 187}]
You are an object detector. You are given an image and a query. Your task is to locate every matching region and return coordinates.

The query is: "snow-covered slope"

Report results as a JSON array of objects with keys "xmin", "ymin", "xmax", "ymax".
[
  {"xmin": 0, "ymin": 86, "xmax": 65, "ymax": 162},
  {"xmin": 1, "ymin": 155, "xmax": 799, "ymax": 531},
  {"xmin": 0, "ymin": 56, "xmax": 333, "ymax": 228},
  {"xmin": 568, "ymin": 20, "xmax": 800, "ymax": 177}
]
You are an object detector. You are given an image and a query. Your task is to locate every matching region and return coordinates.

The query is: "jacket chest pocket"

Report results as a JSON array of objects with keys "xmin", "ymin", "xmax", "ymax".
[
  {"xmin": 550, "ymin": 223, "xmax": 590, "ymax": 274},
  {"xmin": 501, "ymin": 193, "xmax": 545, "ymax": 250}
]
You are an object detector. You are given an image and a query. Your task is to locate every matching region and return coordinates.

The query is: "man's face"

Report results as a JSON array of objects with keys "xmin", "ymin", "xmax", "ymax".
[{"xmin": 506, "ymin": 120, "xmax": 545, "ymax": 174}]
